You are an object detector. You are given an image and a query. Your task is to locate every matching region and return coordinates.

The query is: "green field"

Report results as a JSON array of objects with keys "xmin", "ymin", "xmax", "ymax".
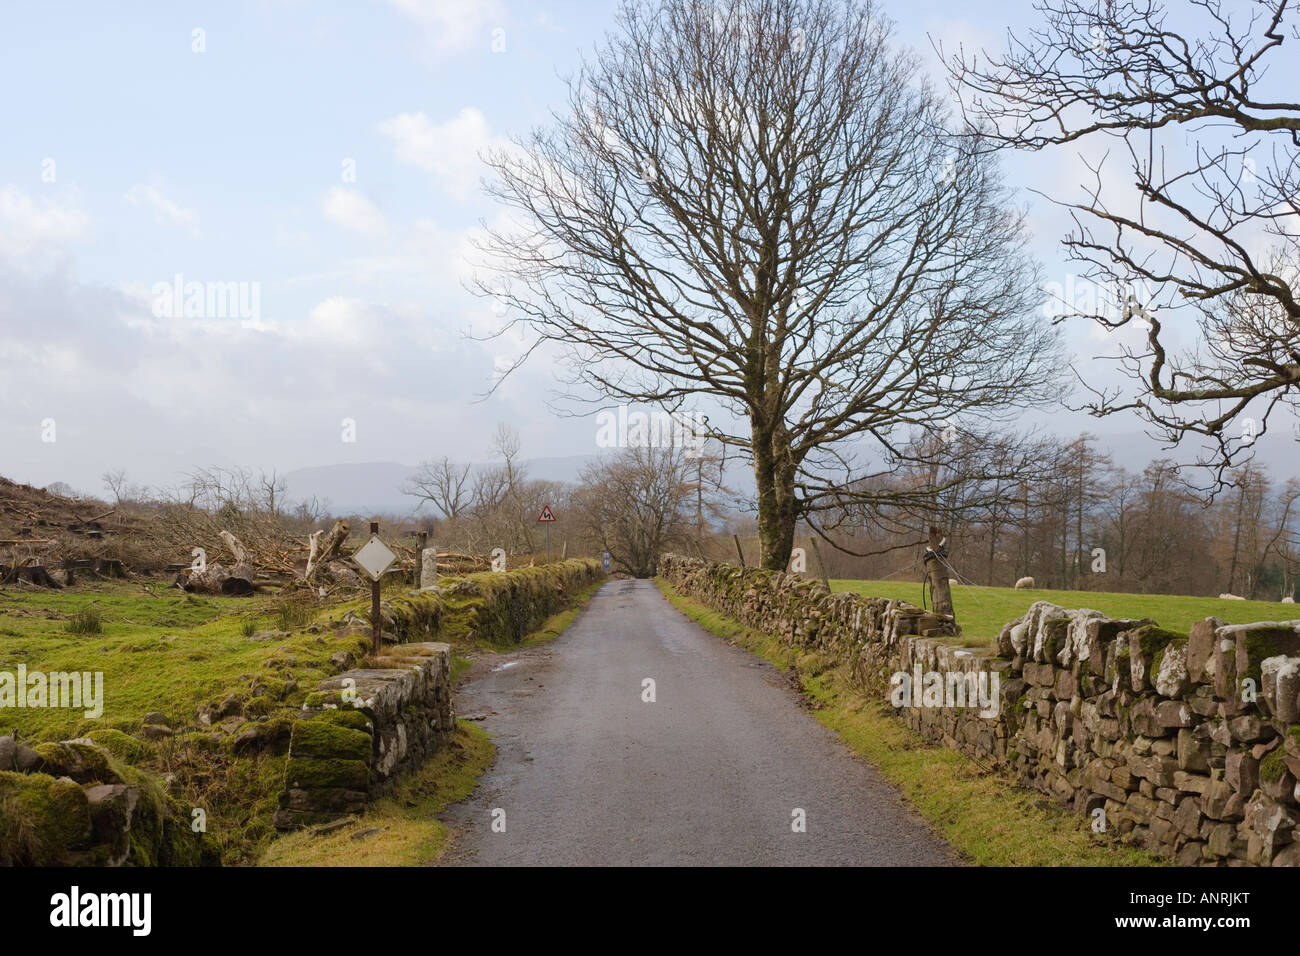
[
  {"xmin": 830, "ymin": 579, "xmax": 1300, "ymax": 649},
  {"xmin": 0, "ymin": 572, "xmax": 598, "ymax": 864}
]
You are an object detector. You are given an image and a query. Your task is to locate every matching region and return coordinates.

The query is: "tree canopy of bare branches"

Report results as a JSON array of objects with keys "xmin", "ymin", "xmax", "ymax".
[
  {"xmin": 478, "ymin": 0, "xmax": 1060, "ymax": 570},
  {"xmin": 945, "ymin": 0, "xmax": 1300, "ymax": 484},
  {"xmin": 403, "ymin": 456, "xmax": 472, "ymax": 519}
]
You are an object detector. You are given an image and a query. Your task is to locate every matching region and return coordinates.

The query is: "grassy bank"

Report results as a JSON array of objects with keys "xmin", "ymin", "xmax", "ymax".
[
  {"xmin": 832, "ymin": 578, "xmax": 1299, "ymax": 649},
  {"xmin": 259, "ymin": 721, "xmax": 494, "ymax": 866},
  {"xmin": 656, "ymin": 577, "xmax": 1165, "ymax": 867},
  {"xmin": 0, "ymin": 581, "xmax": 366, "ymax": 742}
]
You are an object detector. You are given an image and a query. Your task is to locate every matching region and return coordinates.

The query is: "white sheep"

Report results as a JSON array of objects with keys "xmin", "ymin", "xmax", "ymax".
[{"xmin": 1014, "ymin": 576, "xmax": 1034, "ymax": 590}]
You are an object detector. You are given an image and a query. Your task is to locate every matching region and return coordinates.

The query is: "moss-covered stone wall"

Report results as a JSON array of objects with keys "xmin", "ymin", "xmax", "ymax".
[
  {"xmin": 274, "ymin": 642, "xmax": 454, "ymax": 830},
  {"xmin": 274, "ymin": 559, "xmax": 605, "ymax": 830}
]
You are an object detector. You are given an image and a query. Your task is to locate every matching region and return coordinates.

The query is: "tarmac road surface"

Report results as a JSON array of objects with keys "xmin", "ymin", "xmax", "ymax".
[{"xmin": 439, "ymin": 578, "xmax": 960, "ymax": 866}]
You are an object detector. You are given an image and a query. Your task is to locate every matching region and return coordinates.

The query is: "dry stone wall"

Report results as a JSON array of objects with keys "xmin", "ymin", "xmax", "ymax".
[
  {"xmin": 275, "ymin": 558, "xmax": 606, "ymax": 829},
  {"xmin": 274, "ymin": 642, "xmax": 454, "ymax": 829},
  {"xmin": 659, "ymin": 554, "xmax": 1300, "ymax": 866}
]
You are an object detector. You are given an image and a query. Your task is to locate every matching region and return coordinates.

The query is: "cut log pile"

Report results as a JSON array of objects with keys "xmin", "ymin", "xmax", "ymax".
[
  {"xmin": 1, "ymin": 477, "xmax": 503, "ymax": 594},
  {"xmin": 178, "ymin": 521, "xmax": 360, "ymax": 595}
]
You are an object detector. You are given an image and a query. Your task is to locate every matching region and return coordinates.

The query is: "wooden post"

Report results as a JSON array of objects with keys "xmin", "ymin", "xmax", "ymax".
[
  {"xmin": 808, "ymin": 537, "xmax": 831, "ymax": 590},
  {"xmin": 923, "ymin": 526, "xmax": 956, "ymax": 625},
  {"xmin": 733, "ymin": 534, "xmax": 746, "ymax": 568},
  {"xmin": 560, "ymin": 539, "xmax": 567, "ymax": 561},
  {"xmin": 370, "ymin": 521, "xmax": 382, "ymax": 655},
  {"xmin": 414, "ymin": 531, "xmax": 427, "ymax": 587}
]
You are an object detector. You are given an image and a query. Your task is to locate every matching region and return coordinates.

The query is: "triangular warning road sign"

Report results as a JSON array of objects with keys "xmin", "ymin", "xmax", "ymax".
[{"xmin": 537, "ymin": 505, "xmax": 557, "ymax": 522}]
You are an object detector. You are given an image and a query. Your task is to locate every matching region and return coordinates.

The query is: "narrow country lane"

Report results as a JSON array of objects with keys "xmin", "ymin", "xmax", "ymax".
[{"xmin": 439, "ymin": 578, "xmax": 961, "ymax": 866}]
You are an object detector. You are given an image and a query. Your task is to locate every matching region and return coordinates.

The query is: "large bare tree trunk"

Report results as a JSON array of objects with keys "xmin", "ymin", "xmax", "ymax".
[{"xmin": 753, "ymin": 420, "xmax": 799, "ymax": 570}]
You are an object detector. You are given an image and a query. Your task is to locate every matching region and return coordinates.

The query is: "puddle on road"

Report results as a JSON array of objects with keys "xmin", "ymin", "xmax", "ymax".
[{"xmin": 492, "ymin": 661, "xmax": 520, "ymax": 672}]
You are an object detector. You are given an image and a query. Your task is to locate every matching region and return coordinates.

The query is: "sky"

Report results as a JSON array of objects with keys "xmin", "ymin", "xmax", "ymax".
[{"xmin": 1, "ymin": 0, "xmax": 1297, "ymax": 500}]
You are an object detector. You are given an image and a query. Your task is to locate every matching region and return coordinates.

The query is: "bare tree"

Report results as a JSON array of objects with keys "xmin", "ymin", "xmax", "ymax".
[
  {"xmin": 101, "ymin": 469, "xmax": 129, "ymax": 507},
  {"xmin": 575, "ymin": 445, "xmax": 699, "ymax": 576},
  {"xmin": 477, "ymin": 0, "xmax": 1060, "ymax": 570},
  {"xmin": 259, "ymin": 468, "xmax": 287, "ymax": 518},
  {"xmin": 946, "ymin": 0, "xmax": 1300, "ymax": 484},
  {"xmin": 403, "ymin": 456, "xmax": 472, "ymax": 518}
]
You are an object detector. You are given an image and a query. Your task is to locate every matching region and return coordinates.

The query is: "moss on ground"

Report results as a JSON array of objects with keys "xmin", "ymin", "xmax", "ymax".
[{"xmin": 0, "ymin": 771, "xmax": 92, "ymax": 865}]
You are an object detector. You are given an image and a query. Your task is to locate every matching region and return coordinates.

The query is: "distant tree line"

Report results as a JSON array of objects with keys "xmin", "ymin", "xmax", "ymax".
[{"xmin": 810, "ymin": 434, "xmax": 1300, "ymax": 601}]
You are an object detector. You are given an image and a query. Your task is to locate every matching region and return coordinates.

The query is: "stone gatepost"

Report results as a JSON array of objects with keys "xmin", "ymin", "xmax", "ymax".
[{"xmin": 420, "ymin": 546, "xmax": 439, "ymax": 589}]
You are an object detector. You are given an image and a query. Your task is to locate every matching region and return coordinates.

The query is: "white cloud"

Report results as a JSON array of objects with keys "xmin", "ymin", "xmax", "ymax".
[
  {"xmin": 294, "ymin": 296, "xmax": 378, "ymax": 347},
  {"xmin": 0, "ymin": 185, "xmax": 91, "ymax": 254},
  {"xmin": 124, "ymin": 184, "xmax": 201, "ymax": 237},
  {"xmin": 379, "ymin": 108, "xmax": 509, "ymax": 201},
  {"xmin": 322, "ymin": 187, "xmax": 389, "ymax": 238},
  {"xmin": 387, "ymin": 0, "xmax": 506, "ymax": 52}
]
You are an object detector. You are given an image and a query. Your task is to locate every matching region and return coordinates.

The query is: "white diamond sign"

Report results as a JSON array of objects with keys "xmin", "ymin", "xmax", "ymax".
[{"xmin": 353, "ymin": 535, "xmax": 398, "ymax": 582}]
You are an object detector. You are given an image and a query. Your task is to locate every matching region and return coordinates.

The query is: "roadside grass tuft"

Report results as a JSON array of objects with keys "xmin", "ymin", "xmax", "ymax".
[
  {"xmin": 64, "ymin": 604, "xmax": 103, "ymax": 636},
  {"xmin": 273, "ymin": 592, "xmax": 317, "ymax": 631}
]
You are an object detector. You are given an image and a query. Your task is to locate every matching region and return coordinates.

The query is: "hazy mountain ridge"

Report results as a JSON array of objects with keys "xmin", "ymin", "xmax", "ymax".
[{"xmin": 279, "ymin": 431, "xmax": 1299, "ymax": 516}]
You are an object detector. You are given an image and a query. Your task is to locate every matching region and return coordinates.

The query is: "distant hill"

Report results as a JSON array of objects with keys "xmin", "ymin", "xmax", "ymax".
[
  {"xmin": 277, "ymin": 431, "xmax": 1298, "ymax": 518},
  {"xmin": 281, "ymin": 456, "xmax": 602, "ymax": 515}
]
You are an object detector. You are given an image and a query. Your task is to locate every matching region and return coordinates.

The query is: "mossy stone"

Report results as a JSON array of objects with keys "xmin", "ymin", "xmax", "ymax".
[
  {"xmin": 1260, "ymin": 748, "xmax": 1288, "ymax": 784},
  {"xmin": 244, "ymin": 696, "xmax": 275, "ymax": 718},
  {"xmin": 83, "ymin": 728, "xmax": 150, "ymax": 763},
  {"xmin": 306, "ymin": 709, "xmax": 373, "ymax": 733},
  {"xmin": 0, "ymin": 771, "xmax": 92, "ymax": 865},
  {"xmin": 32, "ymin": 741, "xmax": 116, "ymax": 784},
  {"xmin": 284, "ymin": 757, "xmax": 369, "ymax": 790},
  {"xmin": 290, "ymin": 720, "xmax": 372, "ymax": 762}
]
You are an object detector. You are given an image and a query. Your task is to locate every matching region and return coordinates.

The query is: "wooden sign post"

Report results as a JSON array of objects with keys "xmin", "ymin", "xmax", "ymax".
[
  {"xmin": 370, "ymin": 523, "xmax": 381, "ymax": 653},
  {"xmin": 923, "ymin": 526, "xmax": 956, "ymax": 625},
  {"xmin": 414, "ymin": 531, "xmax": 427, "ymax": 587},
  {"xmin": 352, "ymin": 521, "xmax": 398, "ymax": 655}
]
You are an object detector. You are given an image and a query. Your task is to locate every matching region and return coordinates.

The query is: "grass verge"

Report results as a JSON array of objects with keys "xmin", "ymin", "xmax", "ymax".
[
  {"xmin": 520, "ymin": 578, "xmax": 605, "ymax": 648},
  {"xmin": 655, "ymin": 577, "xmax": 1166, "ymax": 867},
  {"xmin": 259, "ymin": 721, "xmax": 494, "ymax": 866}
]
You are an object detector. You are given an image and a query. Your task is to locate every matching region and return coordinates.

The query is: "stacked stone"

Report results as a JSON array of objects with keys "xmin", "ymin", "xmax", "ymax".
[
  {"xmin": 658, "ymin": 554, "xmax": 1300, "ymax": 867},
  {"xmin": 274, "ymin": 641, "xmax": 454, "ymax": 829},
  {"xmin": 982, "ymin": 605, "xmax": 1300, "ymax": 865}
]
